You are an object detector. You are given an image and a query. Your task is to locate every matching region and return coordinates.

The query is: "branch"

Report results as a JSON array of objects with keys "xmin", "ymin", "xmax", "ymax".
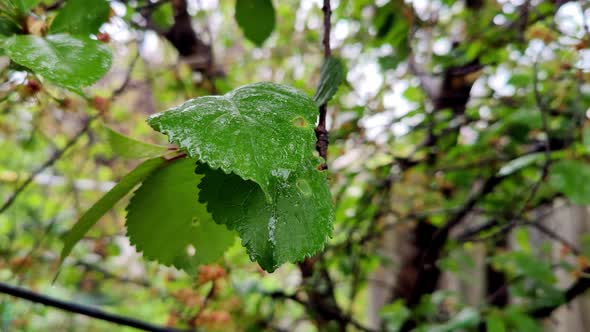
[
  {"xmin": 530, "ymin": 267, "xmax": 590, "ymax": 318},
  {"xmin": 267, "ymin": 291, "xmax": 377, "ymax": 332},
  {"xmin": 515, "ymin": 59, "xmax": 551, "ymax": 214},
  {"xmin": 315, "ymin": 0, "xmax": 332, "ymax": 168},
  {"xmin": 524, "ymin": 221, "xmax": 581, "ymax": 255},
  {"xmin": 112, "ymin": 52, "xmax": 140, "ymax": 98},
  {"xmin": 0, "ymin": 281, "xmax": 186, "ymax": 332}
]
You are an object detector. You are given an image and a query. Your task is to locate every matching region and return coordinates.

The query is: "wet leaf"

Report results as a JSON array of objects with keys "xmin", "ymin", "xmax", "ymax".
[
  {"xmin": 4, "ymin": 34, "xmax": 112, "ymax": 91},
  {"xmin": 147, "ymin": 82, "xmax": 319, "ymax": 200},
  {"xmin": 197, "ymin": 159, "xmax": 333, "ymax": 272}
]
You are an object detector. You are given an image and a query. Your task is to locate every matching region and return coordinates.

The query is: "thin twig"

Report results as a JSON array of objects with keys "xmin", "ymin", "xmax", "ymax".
[
  {"xmin": 524, "ymin": 221, "xmax": 581, "ymax": 255},
  {"xmin": 112, "ymin": 52, "xmax": 141, "ymax": 98},
  {"xmin": 315, "ymin": 0, "xmax": 332, "ymax": 168},
  {"xmin": 523, "ymin": 59, "xmax": 551, "ymax": 208},
  {"xmin": 0, "ymin": 115, "xmax": 96, "ymax": 215},
  {"xmin": 190, "ymin": 281, "xmax": 216, "ymax": 325}
]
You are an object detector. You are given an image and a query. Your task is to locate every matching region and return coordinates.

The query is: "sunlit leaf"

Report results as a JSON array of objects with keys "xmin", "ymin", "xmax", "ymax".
[{"xmin": 147, "ymin": 82, "xmax": 319, "ymax": 200}]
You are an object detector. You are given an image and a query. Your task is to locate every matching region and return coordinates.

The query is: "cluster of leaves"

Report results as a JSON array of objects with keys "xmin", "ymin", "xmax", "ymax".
[
  {"xmin": 0, "ymin": 0, "xmax": 347, "ymax": 327},
  {"xmin": 1, "ymin": 0, "xmax": 347, "ymax": 273},
  {"xmin": 62, "ymin": 82, "xmax": 337, "ymax": 273}
]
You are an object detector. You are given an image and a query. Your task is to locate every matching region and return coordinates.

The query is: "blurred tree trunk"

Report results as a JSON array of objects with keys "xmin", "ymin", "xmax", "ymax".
[{"xmin": 543, "ymin": 205, "xmax": 590, "ymax": 332}]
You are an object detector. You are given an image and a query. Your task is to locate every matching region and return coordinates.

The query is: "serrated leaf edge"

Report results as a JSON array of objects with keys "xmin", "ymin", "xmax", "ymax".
[{"xmin": 195, "ymin": 163, "xmax": 333, "ymax": 272}]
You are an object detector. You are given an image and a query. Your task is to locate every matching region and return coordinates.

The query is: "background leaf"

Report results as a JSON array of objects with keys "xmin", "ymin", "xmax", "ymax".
[
  {"xmin": 151, "ymin": 2, "xmax": 174, "ymax": 30},
  {"xmin": 49, "ymin": 0, "xmax": 110, "ymax": 35},
  {"xmin": 550, "ymin": 160, "xmax": 590, "ymax": 205},
  {"xmin": 486, "ymin": 313, "xmax": 506, "ymax": 332},
  {"xmin": 102, "ymin": 125, "xmax": 168, "ymax": 159},
  {"xmin": 4, "ymin": 34, "xmax": 112, "ymax": 91},
  {"xmin": 234, "ymin": 0, "xmax": 275, "ymax": 46},
  {"xmin": 126, "ymin": 158, "xmax": 235, "ymax": 272},
  {"xmin": 314, "ymin": 57, "xmax": 346, "ymax": 106},
  {"xmin": 0, "ymin": 17, "xmax": 19, "ymax": 37},
  {"xmin": 60, "ymin": 157, "xmax": 165, "ymax": 262},
  {"xmin": 498, "ymin": 153, "xmax": 544, "ymax": 176}
]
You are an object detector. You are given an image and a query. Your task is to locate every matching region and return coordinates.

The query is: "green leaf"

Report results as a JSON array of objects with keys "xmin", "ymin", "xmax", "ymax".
[
  {"xmin": 0, "ymin": 17, "xmax": 19, "ymax": 37},
  {"xmin": 102, "ymin": 125, "xmax": 168, "ymax": 159},
  {"xmin": 505, "ymin": 308, "xmax": 543, "ymax": 332},
  {"xmin": 492, "ymin": 251, "xmax": 555, "ymax": 283},
  {"xmin": 18, "ymin": 0, "xmax": 40, "ymax": 11},
  {"xmin": 424, "ymin": 308, "xmax": 480, "ymax": 332},
  {"xmin": 4, "ymin": 0, "xmax": 40, "ymax": 14},
  {"xmin": 402, "ymin": 86, "xmax": 424, "ymax": 102},
  {"xmin": 235, "ymin": 0, "xmax": 275, "ymax": 46},
  {"xmin": 378, "ymin": 54, "xmax": 405, "ymax": 71},
  {"xmin": 583, "ymin": 126, "xmax": 590, "ymax": 152},
  {"xmin": 22, "ymin": 0, "xmax": 41, "ymax": 10},
  {"xmin": 126, "ymin": 158, "xmax": 235, "ymax": 272},
  {"xmin": 197, "ymin": 159, "xmax": 333, "ymax": 272},
  {"xmin": 60, "ymin": 157, "xmax": 165, "ymax": 262},
  {"xmin": 508, "ymin": 73, "xmax": 531, "ymax": 87},
  {"xmin": 498, "ymin": 153, "xmax": 544, "ymax": 176},
  {"xmin": 443, "ymin": 308, "xmax": 480, "ymax": 331},
  {"xmin": 147, "ymin": 82, "xmax": 319, "ymax": 200},
  {"xmin": 380, "ymin": 300, "xmax": 410, "ymax": 332},
  {"xmin": 151, "ymin": 2, "xmax": 174, "ymax": 30},
  {"xmin": 485, "ymin": 313, "xmax": 506, "ymax": 332},
  {"xmin": 4, "ymin": 34, "xmax": 112, "ymax": 91},
  {"xmin": 49, "ymin": 0, "xmax": 110, "ymax": 35},
  {"xmin": 550, "ymin": 160, "xmax": 590, "ymax": 205},
  {"xmin": 314, "ymin": 57, "xmax": 346, "ymax": 106}
]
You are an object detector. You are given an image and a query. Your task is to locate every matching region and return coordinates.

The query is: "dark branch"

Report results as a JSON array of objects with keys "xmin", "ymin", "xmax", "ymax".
[
  {"xmin": 0, "ymin": 281, "xmax": 185, "ymax": 332},
  {"xmin": 530, "ymin": 267, "xmax": 590, "ymax": 318},
  {"xmin": 315, "ymin": 0, "xmax": 332, "ymax": 168}
]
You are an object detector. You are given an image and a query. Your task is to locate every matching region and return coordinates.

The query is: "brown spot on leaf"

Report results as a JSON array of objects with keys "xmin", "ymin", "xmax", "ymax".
[{"xmin": 291, "ymin": 116, "xmax": 307, "ymax": 128}]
